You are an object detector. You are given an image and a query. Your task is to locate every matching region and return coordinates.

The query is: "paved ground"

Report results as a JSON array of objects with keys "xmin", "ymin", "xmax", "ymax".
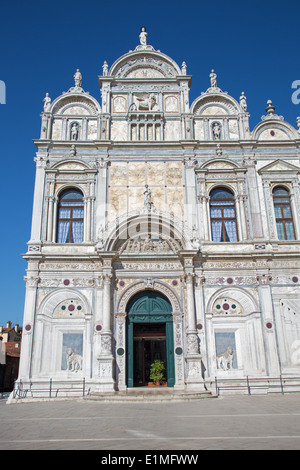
[{"xmin": 1, "ymin": 393, "xmax": 300, "ymax": 451}]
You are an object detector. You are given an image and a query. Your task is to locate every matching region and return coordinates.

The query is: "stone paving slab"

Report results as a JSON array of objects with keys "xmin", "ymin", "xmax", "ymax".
[{"xmin": 1, "ymin": 394, "xmax": 300, "ymax": 450}]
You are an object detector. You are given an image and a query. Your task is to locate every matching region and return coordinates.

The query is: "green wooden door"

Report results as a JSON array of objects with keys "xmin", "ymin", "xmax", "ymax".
[{"xmin": 126, "ymin": 291, "xmax": 175, "ymax": 388}]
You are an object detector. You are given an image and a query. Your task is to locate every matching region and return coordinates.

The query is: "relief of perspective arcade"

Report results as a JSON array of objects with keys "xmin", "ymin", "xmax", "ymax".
[{"xmin": 96, "ymin": 206, "xmax": 206, "ymax": 392}]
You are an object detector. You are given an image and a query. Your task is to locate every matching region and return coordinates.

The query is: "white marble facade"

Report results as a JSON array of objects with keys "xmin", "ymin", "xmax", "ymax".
[{"xmin": 17, "ymin": 29, "xmax": 300, "ymax": 396}]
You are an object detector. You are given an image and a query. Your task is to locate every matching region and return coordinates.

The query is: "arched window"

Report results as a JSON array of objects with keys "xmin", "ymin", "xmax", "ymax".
[
  {"xmin": 272, "ymin": 186, "xmax": 295, "ymax": 240},
  {"xmin": 56, "ymin": 189, "xmax": 84, "ymax": 243},
  {"xmin": 210, "ymin": 188, "xmax": 238, "ymax": 242}
]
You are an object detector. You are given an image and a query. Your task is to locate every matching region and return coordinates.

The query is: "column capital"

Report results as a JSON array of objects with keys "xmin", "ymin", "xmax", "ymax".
[{"xmin": 115, "ymin": 312, "xmax": 127, "ymax": 324}]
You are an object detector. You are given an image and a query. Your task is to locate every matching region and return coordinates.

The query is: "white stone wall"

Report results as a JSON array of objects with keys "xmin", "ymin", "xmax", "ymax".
[{"xmin": 18, "ymin": 39, "xmax": 300, "ymax": 396}]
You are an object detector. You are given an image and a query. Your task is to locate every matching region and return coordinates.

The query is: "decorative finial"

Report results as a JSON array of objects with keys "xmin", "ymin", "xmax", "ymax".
[
  {"xmin": 139, "ymin": 26, "xmax": 147, "ymax": 46},
  {"xmin": 210, "ymin": 69, "xmax": 217, "ymax": 88},
  {"xmin": 216, "ymin": 143, "xmax": 222, "ymax": 156},
  {"xmin": 239, "ymin": 92, "xmax": 247, "ymax": 112},
  {"xmin": 74, "ymin": 69, "xmax": 82, "ymax": 88},
  {"xmin": 69, "ymin": 144, "xmax": 76, "ymax": 157},
  {"xmin": 266, "ymin": 99, "xmax": 275, "ymax": 115}
]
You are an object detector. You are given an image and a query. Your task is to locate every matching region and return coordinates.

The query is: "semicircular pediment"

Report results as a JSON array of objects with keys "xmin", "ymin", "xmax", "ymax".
[
  {"xmin": 109, "ymin": 51, "xmax": 181, "ymax": 79},
  {"xmin": 192, "ymin": 94, "xmax": 240, "ymax": 116},
  {"xmin": 198, "ymin": 159, "xmax": 243, "ymax": 172},
  {"xmin": 51, "ymin": 159, "xmax": 91, "ymax": 171},
  {"xmin": 51, "ymin": 94, "xmax": 100, "ymax": 116}
]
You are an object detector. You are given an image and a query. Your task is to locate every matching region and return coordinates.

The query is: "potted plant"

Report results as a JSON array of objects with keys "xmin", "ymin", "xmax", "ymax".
[{"xmin": 149, "ymin": 360, "xmax": 166, "ymax": 386}]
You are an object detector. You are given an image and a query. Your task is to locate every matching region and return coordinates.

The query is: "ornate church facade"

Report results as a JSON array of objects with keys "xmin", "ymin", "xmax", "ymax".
[{"xmin": 17, "ymin": 29, "xmax": 300, "ymax": 396}]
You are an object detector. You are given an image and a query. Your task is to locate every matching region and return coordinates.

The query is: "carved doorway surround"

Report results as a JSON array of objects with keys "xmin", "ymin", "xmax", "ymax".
[{"xmin": 115, "ymin": 280, "xmax": 185, "ymax": 390}]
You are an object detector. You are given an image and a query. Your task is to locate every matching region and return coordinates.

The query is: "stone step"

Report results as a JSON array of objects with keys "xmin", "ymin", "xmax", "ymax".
[{"xmin": 85, "ymin": 387, "xmax": 216, "ymax": 402}]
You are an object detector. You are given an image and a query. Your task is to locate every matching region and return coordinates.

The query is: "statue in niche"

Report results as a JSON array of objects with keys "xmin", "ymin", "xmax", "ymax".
[
  {"xmin": 74, "ymin": 69, "xmax": 82, "ymax": 88},
  {"xmin": 139, "ymin": 26, "xmax": 148, "ymax": 46},
  {"xmin": 71, "ymin": 122, "xmax": 79, "ymax": 140},
  {"xmin": 212, "ymin": 122, "xmax": 221, "ymax": 140},
  {"xmin": 43, "ymin": 93, "xmax": 51, "ymax": 112},
  {"xmin": 210, "ymin": 69, "xmax": 217, "ymax": 88},
  {"xmin": 217, "ymin": 347, "xmax": 234, "ymax": 370},
  {"xmin": 239, "ymin": 91, "xmax": 247, "ymax": 112}
]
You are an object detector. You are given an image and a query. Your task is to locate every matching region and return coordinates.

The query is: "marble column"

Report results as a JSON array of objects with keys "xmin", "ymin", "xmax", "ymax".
[
  {"xmin": 97, "ymin": 272, "xmax": 116, "ymax": 391},
  {"xmin": 115, "ymin": 312, "xmax": 127, "ymax": 391},
  {"xmin": 257, "ymin": 271, "xmax": 281, "ymax": 376},
  {"xmin": 184, "ymin": 269, "xmax": 205, "ymax": 390},
  {"xmin": 172, "ymin": 313, "xmax": 185, "ymax": 389},
  {"xmin": 17, "ymin": 274, "xmax": 39, "ymax": 381},
  {"xmin": 28, "ymin": 153, "xmax": 47, "ymax": 248}
]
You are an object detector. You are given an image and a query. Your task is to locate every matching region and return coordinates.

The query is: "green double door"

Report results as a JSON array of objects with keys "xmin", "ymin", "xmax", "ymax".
[{"xmin": 126, "ymin": 291, "xmax": 175, "ymax": 387}]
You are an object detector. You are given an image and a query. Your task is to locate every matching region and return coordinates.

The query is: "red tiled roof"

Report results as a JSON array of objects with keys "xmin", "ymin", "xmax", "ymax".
[{"xmin": 4, "ymin": 342, "xmax": 21, "ymax": 358}]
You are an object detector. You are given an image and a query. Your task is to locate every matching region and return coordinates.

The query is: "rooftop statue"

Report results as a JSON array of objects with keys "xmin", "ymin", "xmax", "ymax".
[
  {"xmin": 43, "ymin": 93, "xmax": 51, "ymax": 112},
  {"xmin": 139, "ymin": 26, "xmax": 148, "ymax": 46},
  {"xmin": 74, "ymin": 69, "xmax": 82, "ymax": 88}
]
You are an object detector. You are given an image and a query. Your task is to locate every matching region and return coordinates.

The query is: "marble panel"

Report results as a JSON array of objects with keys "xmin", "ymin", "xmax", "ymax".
[
  {"xmin": 109, "ymin": 187, "xmax": 127, "ymax": 218},
  {"xmin": 62, "ymin": 106, "xmax": 90, "ymax": 115},
  {"xmin": 258, "ymin": 128, "xmax": 290, "ymax": 140},
  {"xmin": 165, "ymin": 95, "xmax": 179, "ymax": 113},
  {"xmin": 111, "ymin": 121, "xmax": 128, "ymax": 141},
  {"xmin": 128, "ymin": 187, "xmax": 143, "ymax": 211},
  {"xmin": 147, "ymin": 162, "xmax": 164, "ymax": 186},
  {"xmin": 113, "ymin": 96, "xmax": 127, "ymax": 113},
  {"xmin": 204, "ymin": 105, "xmax": 227, "ymax": 115},
  {"xmin": 194, "ymin": 120, "xmax": 204, "ymax": 140},
  {"xmin": 229, "ymin": 120, "xmax": 239, "ymax": 140},
  {"xmin": 128, "ymin": 162, "xmax": 146, "ymax": 186},
  {"xmin": 165, "ymin": 120, "xmax": 181, "ymax": 141},
  {"xmin": 110, "ymin": 163, "xmax": 127, "ymax": 186},
  {"xmin": 166, "ymin": 162, "xmax": 183, "ymax": 186},
  {"xmin": 88, "ymin": 121, "xmax": 98, "ymax": 140},
  {"xmin": 52, "ymin": 119, "xmax": 62, "ymax": 140},
  {"xmin": 167, "ymin": 187, "xmax": 185, "ymax": 219}
]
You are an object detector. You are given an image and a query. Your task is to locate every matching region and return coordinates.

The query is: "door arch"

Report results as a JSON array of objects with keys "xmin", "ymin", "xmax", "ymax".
[{"xmin": 126, "ymin": 290, "xmax": 175, "ymax": 387}]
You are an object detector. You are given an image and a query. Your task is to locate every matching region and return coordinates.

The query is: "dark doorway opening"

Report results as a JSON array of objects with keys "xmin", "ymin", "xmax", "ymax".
[{"xmin": 133, "ymin": 323, "xmax": 166, "ymax": 386}]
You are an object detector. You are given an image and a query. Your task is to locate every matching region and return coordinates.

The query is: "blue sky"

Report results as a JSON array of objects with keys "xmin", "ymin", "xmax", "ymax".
[{"xmin": 0, "ymin": 0, "xmax": 299, "ymax": 327}]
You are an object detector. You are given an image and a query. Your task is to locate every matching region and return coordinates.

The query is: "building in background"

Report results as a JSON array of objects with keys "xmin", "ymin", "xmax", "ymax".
[
  {"xmin": 15, "ymin": 28, "xmax": 300, "ymax": 398},
  {"xmin": 0, "ymin": 322, "xmax": 22, "ymax": 392}
]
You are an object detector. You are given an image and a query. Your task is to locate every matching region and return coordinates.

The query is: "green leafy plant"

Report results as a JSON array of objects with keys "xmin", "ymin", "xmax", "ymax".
[{"xmin": 149, "ymin": 360, "xmax": 165, "ymax": 384}]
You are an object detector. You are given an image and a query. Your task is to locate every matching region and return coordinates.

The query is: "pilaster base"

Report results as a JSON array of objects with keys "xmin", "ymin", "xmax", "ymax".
[
  {"xmin": 96, "ymin": 355, "xmax": 116, "ymax": 392},
  {"xmin": 185, "ymin": 354, "xmax": 206, "ymax": 391}
]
